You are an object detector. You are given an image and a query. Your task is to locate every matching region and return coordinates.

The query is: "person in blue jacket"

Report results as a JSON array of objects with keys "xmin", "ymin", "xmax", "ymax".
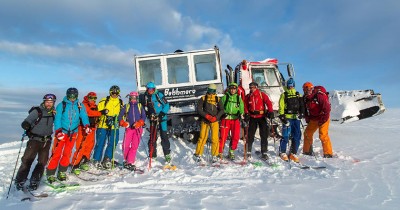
[
  {"xmin": 46, "ymin": 87, "xmax": 90, "ymax": 183},
  {"xmin": 140, "ymin": 82, "xmax": 171, "ymax": 163}
]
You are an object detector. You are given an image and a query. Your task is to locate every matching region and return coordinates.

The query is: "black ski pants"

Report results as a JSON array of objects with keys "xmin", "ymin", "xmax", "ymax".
[
  {"xmin": 247, "ymin": 117, "xmax": 270, "ymax": 154},
  {"xmin": 15, "ymin": 139, "xmax": 51, "ymax": 183},
  {"xmin": 148, "ymin": 123, "xmax": 170, "ymax": 158}
]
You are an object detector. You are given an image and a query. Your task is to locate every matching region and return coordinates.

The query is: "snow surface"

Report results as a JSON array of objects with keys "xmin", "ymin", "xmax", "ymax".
[{"xmin": 0, "ymin": 109, "xmax": 399, "ymax": 210}]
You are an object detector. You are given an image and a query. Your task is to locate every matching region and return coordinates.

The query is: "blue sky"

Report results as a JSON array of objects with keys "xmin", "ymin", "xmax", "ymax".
[{"xmin": 0, "ymin": 0, "xmax": 399, "ymax": 140}]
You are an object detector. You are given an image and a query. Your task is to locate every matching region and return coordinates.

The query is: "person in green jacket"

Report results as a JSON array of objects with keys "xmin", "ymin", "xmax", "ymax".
[
  {"xmin": 278, "ymin": 78, "xmax": 304, "ymax": 163},
  {"xmin": 219, "ymin": 83, "xmax": 244, "ymax": 160}
]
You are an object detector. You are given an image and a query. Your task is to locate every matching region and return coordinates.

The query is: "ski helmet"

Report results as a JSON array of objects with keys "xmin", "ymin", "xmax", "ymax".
[
  {"xmin": 109, "ymin": 85, "xmax": 120, "ymax": 95},
  {"xmin": 249, "ymin": 82, "xmax": 258, "ymax": 88},
  {"xmin": 129, "ymin": 91, "xmax": 139, "ymax": 97},
  {"xmin": 207, "ymin": 84, "xmax": 217, "ymax": 93},
  {"xmin": 87, "ymin": 92, "xmax": 97, "ymax": 100},
  {"xmin": 228, "ymin": 82, "xmax": 238, "ymax": 88},
  {"xmin": 43, "ymin": 93, "xmax": 56, "ymax": 102},
  {"xmin": 66, "ymin": 87, "xmax": 78, "ymax": 99},
  {"xmin": 302, "ymin": 82, "xmax": 314, "ymax": 90},
  {"xmin": 286, "ymin": 78, "xmax": 295, "ymax": 88},
  {"xmin": 146, "ymin": 82, "xmax": 156, "ymax": 89}
]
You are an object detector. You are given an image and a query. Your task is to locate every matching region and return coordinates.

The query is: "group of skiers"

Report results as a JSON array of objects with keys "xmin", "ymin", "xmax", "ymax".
[
  {"xmin": 14, "ymin": 83, "xmax": 170, "ymax": 191},
  {"xmin": 193, "ymin": 79, "xmax": 333, "ymax": 164},
  {"xmin": 13, "ymin": 78, "xmax": 333, "ymax": 192}
]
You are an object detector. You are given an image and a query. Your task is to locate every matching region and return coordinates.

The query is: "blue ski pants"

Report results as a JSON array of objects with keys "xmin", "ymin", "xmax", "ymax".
[
  {"xmin": 93, "ymin": 128, "xmax": 119, "ymax": 161},
  {"xmin": 279, "ymin": 119, "xmax": 301, "ymax": 154}
]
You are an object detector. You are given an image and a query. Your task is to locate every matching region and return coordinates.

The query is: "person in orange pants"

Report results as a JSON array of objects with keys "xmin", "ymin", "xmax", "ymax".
[
  {"xmin": 71, "ymin": 92, "xmax": 102, "ymax": 174},
  {"xmin": 302, "ymin": 82, "xmax": 333, "ymax": 158},
  {"xmin": 46, "ymin": 88, "xmax": 91, "ymax": 183}
]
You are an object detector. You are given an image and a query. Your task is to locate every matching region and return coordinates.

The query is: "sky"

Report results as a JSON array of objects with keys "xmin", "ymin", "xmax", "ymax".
[{"xmin": 0, "ymin": 0, "xmax": 399, "ymax": 140}]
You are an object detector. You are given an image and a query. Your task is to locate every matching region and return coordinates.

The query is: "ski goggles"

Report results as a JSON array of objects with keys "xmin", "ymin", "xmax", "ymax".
[
  {"xmin": 110, "ymin": 90, "xmax": 120, "ymax": 95},
  {"xmin": 43, "ymin": 94, "xmax": 56, "ymax": 101},
  {"xmin": 67, "ymin": 93, "xmax": 78, "ymax": 100},
  {"xmin": 129, "ymin": 96, "xmax": 137, "ymax": 100},
  {"xmin": 147, "ymin": 88, "xmax": 155, "ymax": 92},
  {"xmin": 88, "ymin": 96, "xmax": 97, "ymax": 100}
]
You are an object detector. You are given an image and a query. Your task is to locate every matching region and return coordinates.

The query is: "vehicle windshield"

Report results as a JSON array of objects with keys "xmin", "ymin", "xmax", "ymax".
[
  {"xmin": 138, "ymin": 59, "xmax": 162, "ymax": 87},
  {"xmin": 252, "ymin": 67, "xmax": 280, "ymax": 87},
  {"xmin": 194, "ymin": 54, "xmax": 217, "ymax": 82},
  {"xmin": 167, "ymin": 56, "xmax": 190, "ymax": 84}
]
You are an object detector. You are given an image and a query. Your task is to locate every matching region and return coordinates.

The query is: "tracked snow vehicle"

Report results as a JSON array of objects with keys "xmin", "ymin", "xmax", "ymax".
[{"xmin": 134, "ymin": 46, "xmax": 224, "ymax": 141}]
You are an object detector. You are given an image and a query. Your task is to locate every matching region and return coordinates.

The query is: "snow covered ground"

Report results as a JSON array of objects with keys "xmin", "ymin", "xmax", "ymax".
[{"xmin": 0, "ymin": 109, "xmax": 399, "ymax": 209}]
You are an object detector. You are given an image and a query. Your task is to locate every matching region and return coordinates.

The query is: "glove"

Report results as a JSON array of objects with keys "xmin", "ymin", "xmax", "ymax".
[
  {"xmin": 55, "ymin": 129, "xmax": 66, "ymax": 140},
  {"xmin": 100, "ymin": 109, "xmax": 109, "ymax": 115},
  {"xmin": 133, "ymin": 119, "xmax": 145, "ymax": 129},
  {"xmin": 298, "ymin": 113, "xmax": 304, "ymax": 120},
  {"xmin": 267, "ymin": 112, "xmax": 274, "ymax": 119},
  {"xmin": 244, "ymin": 113, "xmax": 250, "ymax": 122},
  {"xmin": 205, "ymin": 114, "xmax": 214, "ymax": 122},
  {"xmin": 119, "ymin": 120, "xmax": 129, "ymax": 128},
  {"xmin": 158, "ymin": 111, "xmax": 166, "ymax": 121},
  {"xmin": 279, "ymin": 115, "xmax": 289, "ymax": 126},
  {"xmin": 84, "ymin": 125, "xmax": 92, "ymax": 134},
  {"xmin": 21, "ymin": 120, "xmax": 31, "ymax": 131},
  {"xmin": 210, "ymin": 116, "xmax": 217, "ymax": 123}
]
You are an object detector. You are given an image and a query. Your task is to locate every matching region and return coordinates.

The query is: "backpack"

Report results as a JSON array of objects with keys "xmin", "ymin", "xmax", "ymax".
[
  {"xmin": 104, "ymin": 96, "xmax": 124, "ymax": 109},
  {"xmin": 62, "ymin": 101, "xmax": 82, "ymax": 114},
  {"xmin": 314, "ymin": 86, "xmax": 329, "ymax": 96},
  {"xmin": 284, "ymin": 91, "xmax": 301, "ymax": 114},
  {"xmin": 203, "ymin": 94, "xmax": 220, "ymax": 110}
]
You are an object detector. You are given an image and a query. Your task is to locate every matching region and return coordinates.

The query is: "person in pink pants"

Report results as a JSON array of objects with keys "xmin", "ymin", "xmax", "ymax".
[{"xmin": 118, "ymin": 91, "xmax": 146, "ymax": 170}]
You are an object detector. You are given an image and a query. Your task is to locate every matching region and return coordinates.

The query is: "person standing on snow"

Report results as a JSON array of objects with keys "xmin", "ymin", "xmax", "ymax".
[
  {"xmin": 244, "ymin": 82, "xmax": 274, "ymax": 160},
  {"xmin": 302, "ymin": 82, "xmax": 333, "ymax": 158},
  {"xmin": 47, "ymin": 88, "xmax": 90, "ymax": 183},
  {"xmin": 219, "ymin": 82, "xmax": 244, "ymax": 160},
  {"xmin": 70, "ymin": 92, "xmax": 102, "ymax": 175},
  {"xmin": 193, "ymin": 84, "xmax": 225, "ymax": 163},
  {"xmin": 118, "ymin": 91, "xmax": 146, "ymax": 171},
  {"xmin": 278, "ymin": 78, "xmax": 305, "ymax": 163},
  {"xmin": 140, "ymin": 82, "xmax": 171, "ymax": 163},
  {"xmin": 93, "ymin": 85, "xmax": 123, "ymax": 169},
  {"xmin": 15, "ymin": 94, "xmax": 57, "ymax": 190}
]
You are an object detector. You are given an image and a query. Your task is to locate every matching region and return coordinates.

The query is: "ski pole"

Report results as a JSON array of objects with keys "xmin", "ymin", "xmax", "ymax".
[
  {"xmin": 112, "ymin": 115, "xmax": 118, "ymax": 169},
  {"xmin": 6, "ymin": 132, "xmax": 27, "ymax": 199}
]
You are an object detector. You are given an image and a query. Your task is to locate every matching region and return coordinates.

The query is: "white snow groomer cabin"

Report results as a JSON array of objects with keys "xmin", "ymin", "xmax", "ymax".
[{"xmin": 134, "ymin": 46, "xmax": 224, "ymax": 142}]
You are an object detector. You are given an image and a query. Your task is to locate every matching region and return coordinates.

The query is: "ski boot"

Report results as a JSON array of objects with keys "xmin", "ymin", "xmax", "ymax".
[
  {"xmin": 72, "ymin": 168, "xmax": 81, "ymax": 175},
  {"xmin": 15, "ymin": 181, "xmax": 25, "ymax": 191},
  {"xmin": 323, "ymin": 154, "xmax": 333, "ymax": 158},
  {"xmin": 261, "ymin": 153, "xmax": 269, "ymax": 161},
  {"xmin": 193, "ymin": 154, "xmax": 203, "ymax": 163},
  {"xmin": 57, "ymin": 171, "xmax": 67, "ymax": 181},
  {"xmin": 47, "ymin": 175, "xmax": 56, "ymax": 184},
  {"xmin": 102, "ymin": 157, "xmax": 112, "ymax": 169},
  {"xmin": 125, "ymin": 163, "xmax": 136, "ymax": 171},
  {"xmin": 280, "ymin": 153, "xmax": 289, "ymax": 161},
  {"xmin": 80, "ymin": 163, "xmax": 90, "ymax": 171},
  {"xmin": 28, "ymin": 181, "xmax": 39, "ymax": 191},
  {"xmin": 246, "ymin": 152, "xmax": 252, "ymax": 160},
  {"xmin": 289, "ymin": 153, "xmax": 300, "ymax": 163},
  {"xmin": 211, "ymin": 156, "xmax": 219, "ymax": 163},
  {"xmin": 228, "ymin": 149, "xmax": 235, "ymax": 160},
  {"xmin": 165, "ymin": 154, "xmax": 172, "ymax": 163}
]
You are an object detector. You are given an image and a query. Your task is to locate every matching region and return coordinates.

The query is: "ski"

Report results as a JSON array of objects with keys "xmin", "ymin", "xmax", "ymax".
[
  {"xmin": 254, "ymin": 151, "xmax": 280, "ymax": 167},
  {"xmin": 112, "ymin": 160, "xmax": 146, "ymax": 174},
  {"xmin": 21, "ymin": 187, "xmax": 48, "ymax": 201},
  {"xmin": 44, "ymin": 180, "xmax": 80, "ymax": 189},
  {"xmin": 85, "ymin": 170, "xmax": 110, "ymax": 176},
  {"xmin": 73, "ymin": 173, "xmax": 100, "ymax": 182},
  {"xmin": 291, "ymin": 162, "xmax": 326, "ymax": 170}
]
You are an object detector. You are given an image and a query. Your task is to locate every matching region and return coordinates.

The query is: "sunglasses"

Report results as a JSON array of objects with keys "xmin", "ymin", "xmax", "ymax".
[
  {"xmin": 88, "ymin": 96, "xmax": 97, "ymax": 100},
  {"xmin": 110, "ymin": 91, "xmax": 119, "ymax": 95},
  {"xmin": 147, "ymin": 88, "xmax": 155, "ymax": 92},
  {"xmin": 229, "ymin": 86, "xmax": 237, "ymax": 89}
]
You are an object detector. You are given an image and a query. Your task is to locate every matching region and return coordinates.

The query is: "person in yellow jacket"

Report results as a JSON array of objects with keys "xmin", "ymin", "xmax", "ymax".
[
  {"xmin": 278, "ymin": 78, "xmax": 305, "ymax": 163},
  {"xmin": 93, "ymin": 85, "xmax": 124, "ymax": 169},
  {"xmin": 193, "ymin": 84, "xmax": 225, "ymax": 164}
]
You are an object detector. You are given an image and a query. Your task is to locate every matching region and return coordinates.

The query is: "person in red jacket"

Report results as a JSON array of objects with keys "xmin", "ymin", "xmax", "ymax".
[
  {"xmin": 71, "ymin": 92, "xmax": 102, "ymax": 175},
  {"xmin": 302, "ymin": 82, "xmax": 333, "ymax": 158},
  {"xmin": 244, "ymin": 82, "xmax": 274, "ymax": 160}
]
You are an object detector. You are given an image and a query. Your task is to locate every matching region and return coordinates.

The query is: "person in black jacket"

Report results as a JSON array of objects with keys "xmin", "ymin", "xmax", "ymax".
[{"xmin": 15, "ymin": 94, "xmax": 56, "ymax": 191}]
